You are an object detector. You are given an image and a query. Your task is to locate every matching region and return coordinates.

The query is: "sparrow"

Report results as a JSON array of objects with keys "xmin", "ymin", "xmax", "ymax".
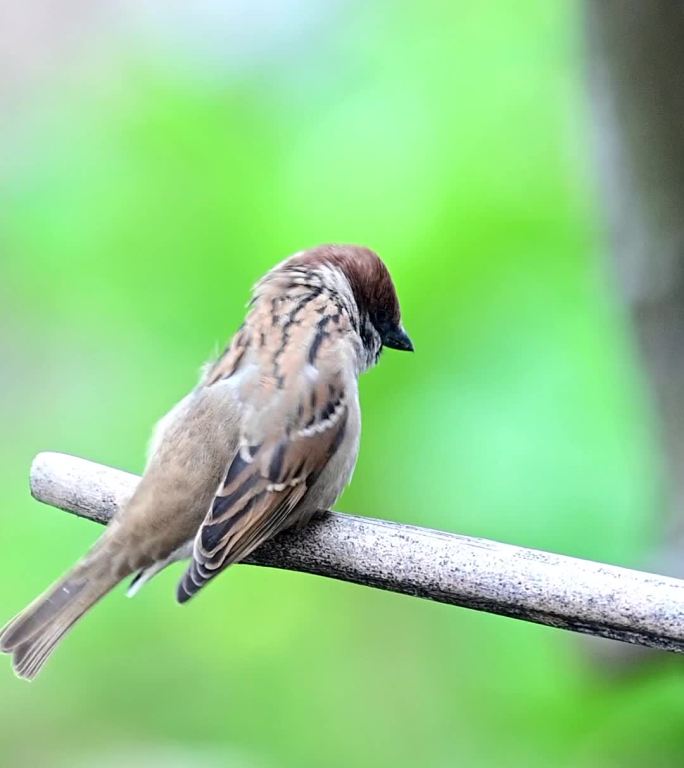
[{"xmin": 0, "ymin": 244, "xmax": 412, "ymax": 679}]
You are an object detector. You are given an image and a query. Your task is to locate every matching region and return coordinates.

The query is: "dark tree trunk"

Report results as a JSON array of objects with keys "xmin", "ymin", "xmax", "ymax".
[{"xmin": 587, "ymin": 1, "xmax": 684, "ymax": 549}]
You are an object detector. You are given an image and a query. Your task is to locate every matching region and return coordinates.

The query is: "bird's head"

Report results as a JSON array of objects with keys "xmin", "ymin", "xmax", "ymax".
[{"xmin": 286, "ymin": 244, "xmax": 413, "ymax": 357}]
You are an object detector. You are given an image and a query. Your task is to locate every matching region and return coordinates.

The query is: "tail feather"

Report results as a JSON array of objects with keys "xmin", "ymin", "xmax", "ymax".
[
  {"xmin": 1, "ymin": 576, "xmax": 87, "ymax": 650},
  {"xmin": 13, "ymin": 621, "xmax": 74, "ymax": 679},
  {"xmin": 0, "ymin": 561, "xmax": 121, "ymax": 680}
]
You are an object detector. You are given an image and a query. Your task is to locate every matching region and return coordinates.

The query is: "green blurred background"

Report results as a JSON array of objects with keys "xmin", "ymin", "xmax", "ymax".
[{"xmin": 1, "ymin": 2, "xmax": 680, "ymax": 766}]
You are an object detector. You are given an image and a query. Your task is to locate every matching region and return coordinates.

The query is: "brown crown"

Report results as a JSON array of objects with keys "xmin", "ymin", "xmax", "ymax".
[{"xmin": 289, "ymin": 244, "xmax": 401, "ymax": 324}]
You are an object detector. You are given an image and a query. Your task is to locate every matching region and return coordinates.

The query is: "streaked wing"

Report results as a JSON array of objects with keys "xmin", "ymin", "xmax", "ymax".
[{"xmin": 177, "ymin": 368, "xmax": 349, "ymax": 603}]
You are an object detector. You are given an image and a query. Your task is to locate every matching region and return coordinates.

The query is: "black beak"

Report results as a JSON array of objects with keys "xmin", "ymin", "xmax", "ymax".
[{"xmin": 382, "ymin": 324, "xmax": 414, "ymax": 352}]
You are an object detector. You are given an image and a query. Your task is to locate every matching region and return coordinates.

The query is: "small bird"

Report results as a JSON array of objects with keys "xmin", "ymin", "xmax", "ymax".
[{"xmin": 1, "ymin": 244, "xmax": 412, "ymax": 679}]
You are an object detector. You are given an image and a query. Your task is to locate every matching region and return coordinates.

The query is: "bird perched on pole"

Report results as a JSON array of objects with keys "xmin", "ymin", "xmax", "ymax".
[{"xmin": 0, "ymin": 244, "xmax": 412, "ymax": 679}]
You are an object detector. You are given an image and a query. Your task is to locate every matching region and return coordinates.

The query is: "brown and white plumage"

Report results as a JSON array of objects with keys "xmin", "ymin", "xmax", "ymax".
[{"xmin": 0, "ymin": 244, "xmax": 412, "ymax": 679}]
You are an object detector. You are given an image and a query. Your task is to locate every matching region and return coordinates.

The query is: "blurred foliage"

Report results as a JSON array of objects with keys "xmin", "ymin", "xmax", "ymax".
[{"xmin": 0, "ymin": 2, "xmax": 681, "ymax": 767}]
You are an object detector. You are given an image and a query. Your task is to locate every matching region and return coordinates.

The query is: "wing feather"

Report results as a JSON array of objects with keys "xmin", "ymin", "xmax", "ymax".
[{"xmin": 177, "ymin": 369, "xmax": 349, "ymax": 603}]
